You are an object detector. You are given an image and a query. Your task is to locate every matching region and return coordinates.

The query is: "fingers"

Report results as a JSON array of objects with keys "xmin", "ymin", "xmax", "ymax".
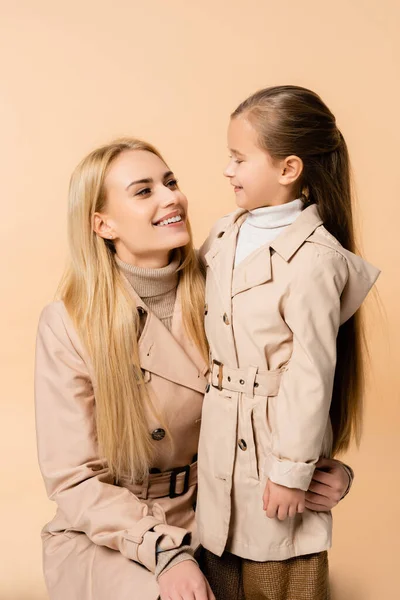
[
  {"xmin": 308, "ymin": 481, "xmax": 331, "ymax": 498},
  {"xmin": 311, "ymin": 469, "xmax": 335, "ymax": 486},
  {"xmin": 277, "ymin": 504, "xmax": 288, "ymax": 521},
  {"xmin": 305, "ymin": 499, "xmax": 331, "ymax": 512},
  {"xmin": 314, "ymin": 457, "xmax": 334, "ymax": 471},
  {"xmin": 305, "ymin": 491, "xmax": 333, "ymax": 511},
  {"xmin": 262, "ymin": 481, "xmax": 270, "ymax": 511},
  {"xmin": 265, "ymin": 500, "xmax": 278, "ymax": 519},
  {"xmin": 205, "ymin": 579, "xmax": 216, "ymax": 600}
]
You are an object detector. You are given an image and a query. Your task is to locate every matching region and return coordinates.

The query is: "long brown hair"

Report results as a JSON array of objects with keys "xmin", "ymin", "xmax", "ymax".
[
  {"xmin": 233, "ymin": 85, "xmax": 363, "ymax": 455},
  {"xmin": 59, "ymin": 138, "xmax": 207, "ymax": 482}
]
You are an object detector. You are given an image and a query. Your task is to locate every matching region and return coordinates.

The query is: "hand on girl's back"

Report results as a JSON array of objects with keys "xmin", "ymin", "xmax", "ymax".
[
  {"xmin": 158, "ymin": 560, "xmax": 216, "ymax": 600},
  {"xmin": 263, "ymin": 479, "xmax": 305, "ymax": 520}
]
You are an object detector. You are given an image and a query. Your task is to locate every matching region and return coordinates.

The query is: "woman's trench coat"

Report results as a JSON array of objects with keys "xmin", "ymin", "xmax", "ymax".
[
  {"xmin": 196, "ymin": 204, "xmax": 380, "ymax": 562},
  {"xmin": 35, "ymin": 281, "xmax": 208, "ymax": 600}
]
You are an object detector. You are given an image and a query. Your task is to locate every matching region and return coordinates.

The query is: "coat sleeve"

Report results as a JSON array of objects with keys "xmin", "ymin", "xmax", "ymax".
[
  {"xmin": 35, "ymin": 303, "xmax": 189, "ymax": 573},
  {"xmin": 264, "ymin": 251, "xmax": 349, "ymax": 491}
]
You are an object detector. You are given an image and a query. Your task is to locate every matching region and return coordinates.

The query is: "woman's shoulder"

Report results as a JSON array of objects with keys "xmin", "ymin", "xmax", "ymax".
[
  {"xmin": 37, "ymin": 300, "xmax": 86, "ymax": 358},
  {"xmin": 39, "ymin": 300, "xmax": 70, "ymax": 331}
]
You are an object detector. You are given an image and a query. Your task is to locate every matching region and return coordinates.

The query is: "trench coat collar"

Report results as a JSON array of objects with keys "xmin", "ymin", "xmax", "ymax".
[
  {"xmin": 121, "ymin": 275, "xmax": 208, "ymax": 394},
  {"xmin": 269, "ymin": 203, "xmax": 323, "ymax": 260},
  {"xmin": 205, "ymin": 204, "xmax": 323, "ymax": 298}
]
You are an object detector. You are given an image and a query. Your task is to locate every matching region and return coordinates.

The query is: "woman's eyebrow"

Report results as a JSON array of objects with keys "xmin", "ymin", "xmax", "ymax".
[
  {"xmin": 125, "ymin": 171, "xmax": 174, "ymax": 191},
  {"xmin": 126, "ymin": 178, "xmax": 153, "ymax": 190}
]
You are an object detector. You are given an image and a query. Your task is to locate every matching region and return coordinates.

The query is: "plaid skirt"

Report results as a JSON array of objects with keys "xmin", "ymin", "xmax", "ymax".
[{"xmin": 198, "ymin": 549, "xmax": 330, "ymax": 600}]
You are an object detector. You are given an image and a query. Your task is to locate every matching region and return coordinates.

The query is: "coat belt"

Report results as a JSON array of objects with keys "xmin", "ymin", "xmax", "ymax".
[
  {"xmin": 123, "ymin": 460, "xmax": 197, "ymax": 500},
  {"xmin": 210, "ymin": 360, "xmax": 283, "ymax": 398}
]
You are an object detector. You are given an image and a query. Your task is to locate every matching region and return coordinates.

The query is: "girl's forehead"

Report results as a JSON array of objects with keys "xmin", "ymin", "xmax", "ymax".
[{"xmin": 228, "ymin": 116, "xmax": 263, "ymax": 155}]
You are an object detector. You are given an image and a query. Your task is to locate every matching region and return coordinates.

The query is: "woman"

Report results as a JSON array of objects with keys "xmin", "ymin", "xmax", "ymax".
[{"xmin": 35, "ymin": 138, "xmax": 353, "ymax": 600}]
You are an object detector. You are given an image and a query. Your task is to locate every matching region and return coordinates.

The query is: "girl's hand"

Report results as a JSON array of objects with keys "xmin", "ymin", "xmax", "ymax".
[
  {"xmin": 305, "ymin": 457, "xmax": 351, "ymax": 511},
  {"xmin": 263, "ymin": 479, "xmax": 305, "ymax": 520},
  {"xmin": 158, "ymin": 560, "xmax": 216, "ymax": 600}
]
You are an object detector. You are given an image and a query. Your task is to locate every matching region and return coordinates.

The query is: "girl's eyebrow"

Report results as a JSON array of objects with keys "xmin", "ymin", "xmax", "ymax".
[
  {"xmin": 230, "ymin": 149, "xmax": 246, "ymax": 157},
  {"xmin": 125, "ymin": 171, "xmax": 174, "ymax": 191}
]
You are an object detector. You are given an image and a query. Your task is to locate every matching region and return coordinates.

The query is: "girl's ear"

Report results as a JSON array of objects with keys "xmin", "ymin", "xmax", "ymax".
[
  {"xmin": 279, "ymin": 155, "xmax": 303, "ymax": 186},
  {"xmin": 93, "ymin": 212, "xmax": 115, "ymax": 240}
]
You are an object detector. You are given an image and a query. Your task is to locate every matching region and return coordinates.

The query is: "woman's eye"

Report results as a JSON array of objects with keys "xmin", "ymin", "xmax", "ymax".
[
  {"xmin": 166, "ymin": 179, "xmax": 178, "ymax": 189},
  {"xmin": 136, "ymin": 187, "xmax": 151, "ymax": 197}
]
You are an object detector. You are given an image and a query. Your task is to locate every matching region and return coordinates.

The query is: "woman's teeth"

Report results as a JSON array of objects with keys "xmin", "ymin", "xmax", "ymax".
[{"xmin": 156, "ymin": 215, "xmax": 182, "ymax": 227}]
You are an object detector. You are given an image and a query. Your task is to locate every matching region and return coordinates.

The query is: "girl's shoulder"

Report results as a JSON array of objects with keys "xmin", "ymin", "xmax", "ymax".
[{"xmin": 199, "ymin": 209, "xmax": 244, "ymax": 262}]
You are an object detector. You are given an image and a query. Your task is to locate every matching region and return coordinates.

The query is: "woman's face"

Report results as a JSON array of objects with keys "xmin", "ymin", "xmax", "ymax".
[{"xmin": 94, "ymin": 150, "xmax": 190, "ymax": 268}]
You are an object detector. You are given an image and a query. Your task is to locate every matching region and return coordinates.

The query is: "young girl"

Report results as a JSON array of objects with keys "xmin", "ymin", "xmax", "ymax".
[{"xmin": 196, "ymin": 86, "xmax": 380, "ymax": 599}]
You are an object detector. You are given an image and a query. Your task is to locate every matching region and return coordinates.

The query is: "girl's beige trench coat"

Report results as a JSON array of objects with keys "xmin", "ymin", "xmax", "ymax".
[
  {"xmin": 196, "ymin": 204, "xmax": 380, "ymax": 562},
  {"xmin": 35, "ymin": 282, "xmax": 208, "ymax": 600}
]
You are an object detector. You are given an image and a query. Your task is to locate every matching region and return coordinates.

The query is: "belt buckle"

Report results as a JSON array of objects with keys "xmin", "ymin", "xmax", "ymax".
[
  {"xmin": 211, "ymin": 359, "xmax": 224, "ymax": 391},
  {"xmin": 169, "ymin": 465, "xmax": 190, "ymax": 498}
]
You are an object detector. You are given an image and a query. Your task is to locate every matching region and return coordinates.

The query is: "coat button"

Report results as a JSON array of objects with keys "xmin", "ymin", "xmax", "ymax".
[
  {"xmin": 239, "ymin": 379, "xmax": 245, "ymax": 385},
  {"xmin": 151, "ymin": 428, "xmax": 166, "ymax": 441},
  {"xmin": 223, "ymin": 313, "xmax": 230, "ymax": 325},
  {"xmin": 217, "ymin": 231, "xmax": 225, "ymax": 238},
  {"xmin": 238, "ymin": 439, "xmax": 247, "ymax": 451},
  {"xmin": 205, "ymin": 383, "xmax": 210, "ymax": 393}
]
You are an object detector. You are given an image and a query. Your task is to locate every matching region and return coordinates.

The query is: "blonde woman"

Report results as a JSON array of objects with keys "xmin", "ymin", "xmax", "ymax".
[{"xmin": 35, "ymin": 139, "xmax": 354, "ymax": 600}]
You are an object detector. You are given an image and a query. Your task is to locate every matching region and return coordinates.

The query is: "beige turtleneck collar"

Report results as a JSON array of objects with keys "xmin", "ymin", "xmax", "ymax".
[{"xmin": 115, "ymin": 254, "xmax": 180, "ymax": 331}]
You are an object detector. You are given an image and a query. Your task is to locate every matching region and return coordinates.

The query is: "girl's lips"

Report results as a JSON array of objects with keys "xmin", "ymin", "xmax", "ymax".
[{"xmin": 234, "ymin": 186, "xmax": 243, "ymax": 193}]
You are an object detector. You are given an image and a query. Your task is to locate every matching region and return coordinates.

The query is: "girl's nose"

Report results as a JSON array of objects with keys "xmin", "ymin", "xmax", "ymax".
[{"xmin": 223, "ymin": 159, "xmax": 235, "ymax": 178}]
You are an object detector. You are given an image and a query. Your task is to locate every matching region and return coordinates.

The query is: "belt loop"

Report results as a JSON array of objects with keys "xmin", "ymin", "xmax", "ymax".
[
  {"xmin": 245, "ymin": 366, "xmax": 258, "ymax": 398},
  {"xmin": 139, "ymin": 471, "xmax": 150, "ymax": 500}
]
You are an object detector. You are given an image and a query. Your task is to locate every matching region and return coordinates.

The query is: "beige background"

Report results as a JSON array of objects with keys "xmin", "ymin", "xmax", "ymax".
[{"xmin": 0, "ymin": 1, "xmax": 398, "ymax": 598}]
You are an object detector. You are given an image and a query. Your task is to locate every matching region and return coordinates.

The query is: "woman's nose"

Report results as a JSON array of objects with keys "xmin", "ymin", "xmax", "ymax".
[{"xmin": 160, "ymin": 187, "xmax": 180, "ymax": 206}]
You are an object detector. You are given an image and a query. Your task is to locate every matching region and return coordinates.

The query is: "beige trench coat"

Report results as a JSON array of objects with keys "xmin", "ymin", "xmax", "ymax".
[
  {"xmin": 196, "ymin": 204, "xmax": 380, "ymax": 561},
  {"xmin": 35, "ymin": 280, "xmax": 208, "ymax": 600}
]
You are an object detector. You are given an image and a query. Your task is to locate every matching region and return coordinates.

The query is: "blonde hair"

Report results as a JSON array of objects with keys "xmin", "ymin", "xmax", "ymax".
[{"xmin": 59, "ymin": 138, "xmax": 207, "ymax": 482}]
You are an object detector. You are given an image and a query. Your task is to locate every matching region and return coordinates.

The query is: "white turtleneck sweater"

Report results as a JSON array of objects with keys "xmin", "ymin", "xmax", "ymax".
[{"xmin": 234, "ymin": 198, "xmax": 304, "ymax": 267}]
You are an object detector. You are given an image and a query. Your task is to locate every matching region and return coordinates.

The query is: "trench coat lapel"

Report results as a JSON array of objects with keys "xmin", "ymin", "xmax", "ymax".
[
  {"xmin": 204, "ymin": 209, "xmax": 247, "ymax": 318},
  {"xmin": 232, "ymin": 204, "xmax": 323, "ymax": 296},
  {"xmin": 122, "ymin": 276, "xmax": 208, "ymax": 394}
]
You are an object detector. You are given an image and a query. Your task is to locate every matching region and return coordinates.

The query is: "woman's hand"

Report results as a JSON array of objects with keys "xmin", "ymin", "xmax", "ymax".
[
  {"xmin": 263, "ymin": 479, "xmax": 305, "ymax": 520},
  {"xmin": 305, "ymin": 458, "xmax": 351, "ymax": 511},
  {"xmin": 158, "ymin": 560, "xmax": 216, "ymax": 600}
]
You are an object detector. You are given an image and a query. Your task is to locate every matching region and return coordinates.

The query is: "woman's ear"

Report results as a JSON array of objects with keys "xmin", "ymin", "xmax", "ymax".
[
  {"xmin": 93, "ymin": 212, "xmax": 115, "ymax": 240},
  {"xmin": 279, "ymin": 155, "xmax": 303, "ymax": 186}
]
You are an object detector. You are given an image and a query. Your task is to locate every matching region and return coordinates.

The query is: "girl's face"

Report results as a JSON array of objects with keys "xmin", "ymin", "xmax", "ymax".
[
  {"xmin": 224, "ymin": 116, "xmax": 289, "ymax": 210},
  {"xmin": 94, "ymin": 150, "xmax": 189, "ymax": 268}
]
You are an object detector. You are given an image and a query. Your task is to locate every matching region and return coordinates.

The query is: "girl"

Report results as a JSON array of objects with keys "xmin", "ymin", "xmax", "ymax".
[
  {"xmin": 35, "ymin": 137, "xmax": 354, "ymax": 600},
  {"xmin": 196, "ymin": 86, "xmax": 380, "ymax": 600}
]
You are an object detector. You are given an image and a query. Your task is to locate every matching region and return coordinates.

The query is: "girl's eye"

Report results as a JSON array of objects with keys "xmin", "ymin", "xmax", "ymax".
[
  {"xmin": 166, "ymin": 179, "xmax": 178, "ymax": 189},
  {"xmin": 234, "ymin": 159, "xmax": 243, "ymax": 164},
  {"xmin": 136, "ymin": 187, "xmax": 151, "ymax": 197}
]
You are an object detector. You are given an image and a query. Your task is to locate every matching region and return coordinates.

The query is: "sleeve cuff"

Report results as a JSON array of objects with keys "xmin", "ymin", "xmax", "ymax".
[
  {"xmin": 123, "ymin": 515, "xmax": 190, "ymax": 572},
  {"xmin": 340, "ymin": 462, "xmax": 354, "ymax": 499},
  {"xmin": 155, "ymin": 546, "xmax": 196, "ymax": 580},
  {"xmin": 264, "ymin": 453, "xmax": 315, "ymax": 491}
]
